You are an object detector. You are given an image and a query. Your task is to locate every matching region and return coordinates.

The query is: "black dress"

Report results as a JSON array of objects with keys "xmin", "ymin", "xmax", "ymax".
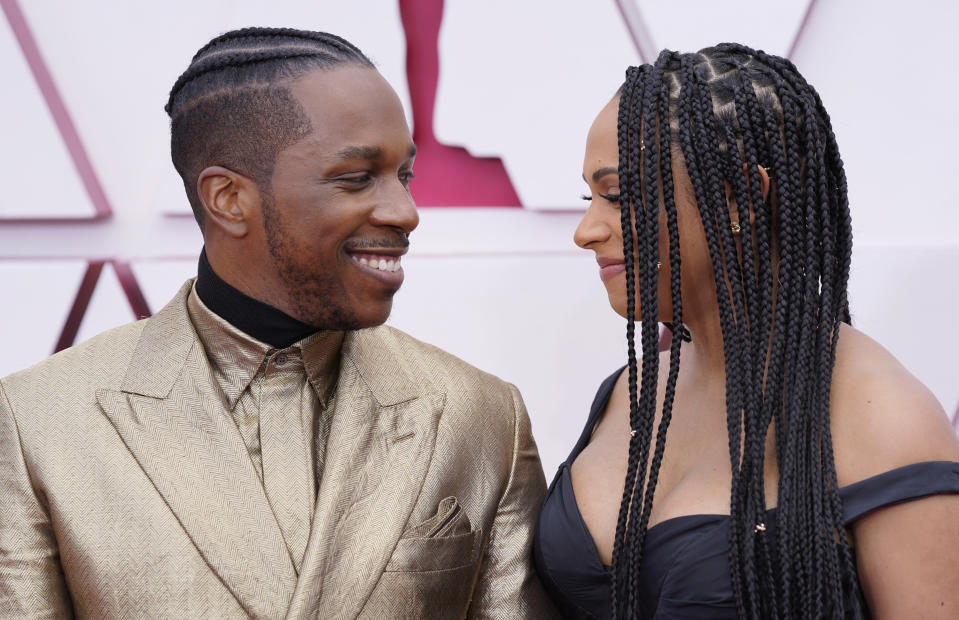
[{"xmin": 533, "ymin": 368, "xmax": 959, "ymax": 619}]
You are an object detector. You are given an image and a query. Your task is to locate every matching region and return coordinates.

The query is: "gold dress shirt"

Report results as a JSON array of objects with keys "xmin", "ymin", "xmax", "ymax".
[{"xmin": 186, "ymin": 287, "xmax": 343, "ymax": 572}]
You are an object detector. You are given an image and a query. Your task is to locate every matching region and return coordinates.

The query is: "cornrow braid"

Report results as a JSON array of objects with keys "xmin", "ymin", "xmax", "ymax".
[
  {"xmin": 166, "ymin": 27, "xmax": 373, "ymax": 225},
  {"xmin": 610, "ymin": 44, "xmax": 860, "ymax": 619},
  {"xmin": 190, "ymin": 27, "xmax": 364, "ymax": 62},
  {"xmin": 167, "ymin": 27, "xmax": 371, "ymax": 114},
  {"xmin": 166, "ymin": 50, "xmax": 324, "ymax": 115}
]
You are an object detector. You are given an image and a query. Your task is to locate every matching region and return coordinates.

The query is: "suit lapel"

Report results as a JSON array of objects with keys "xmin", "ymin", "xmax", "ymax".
[
  {"xmin": 287, "ymin": 328, "xmax": 445, "ymax": 619},
  {"xmin": 96, "ymin": 282, "xmax": 297, "ymax": 619}
]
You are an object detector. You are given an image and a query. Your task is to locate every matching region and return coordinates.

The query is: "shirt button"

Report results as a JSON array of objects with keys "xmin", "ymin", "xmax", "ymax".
[{"xmin": 275, "ymin": 353, "xmax": 288, "ymax": 365}]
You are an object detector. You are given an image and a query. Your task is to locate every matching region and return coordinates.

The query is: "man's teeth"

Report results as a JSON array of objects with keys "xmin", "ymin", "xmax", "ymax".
[{"xmin": 351, "ymin": 255, "xmax": 401, "ymax": 272}]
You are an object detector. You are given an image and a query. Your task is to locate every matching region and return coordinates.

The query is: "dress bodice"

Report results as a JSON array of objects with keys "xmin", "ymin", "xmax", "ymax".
[{"xmin": 533, "ymin": 368, "xmax": 959, "ymax": 619}]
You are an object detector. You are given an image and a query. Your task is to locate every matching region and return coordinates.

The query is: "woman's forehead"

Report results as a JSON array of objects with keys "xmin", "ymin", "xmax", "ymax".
[{"xmin": 585, "ymin": 97, "xmax": 621, "ymax": 156}]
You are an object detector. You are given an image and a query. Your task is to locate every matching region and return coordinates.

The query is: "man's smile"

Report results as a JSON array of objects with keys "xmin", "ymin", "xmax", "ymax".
[{"xmin": 349, "ymin": 252, "xmax": 403, "ymax": 273}]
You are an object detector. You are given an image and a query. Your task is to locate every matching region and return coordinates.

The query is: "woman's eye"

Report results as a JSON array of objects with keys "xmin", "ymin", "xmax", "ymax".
[{"xmin": 581, "ymin": 191, "xmax": 622, "ymax": 204}]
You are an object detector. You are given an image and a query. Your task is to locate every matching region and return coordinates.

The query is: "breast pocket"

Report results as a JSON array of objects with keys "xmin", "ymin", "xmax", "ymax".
[
  {"xmin": 386, "ymin": 497, "xmax": 483, "ymax": 572},
  {"xmin": 362, "ymin": 500, "xmax": 484, "ymax": 619},
  {"xmin": 386, "ymin": 528, "xmax": 483, "ymax": 573}
]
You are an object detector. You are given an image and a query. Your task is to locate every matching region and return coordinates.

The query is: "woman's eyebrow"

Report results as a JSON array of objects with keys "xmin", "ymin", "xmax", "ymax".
[{"xmin": 586, "ymin": 166, "xmax": 618, "ymax": 183}]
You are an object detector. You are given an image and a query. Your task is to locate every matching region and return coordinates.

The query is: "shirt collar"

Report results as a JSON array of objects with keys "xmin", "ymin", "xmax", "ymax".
[
  {"xmin": 187, "ymin": 284, "xmax": 344, "ymax": 409},
  {"xmin": 195, "ymin": 247, "xmax": 319, "ymax": 349}
]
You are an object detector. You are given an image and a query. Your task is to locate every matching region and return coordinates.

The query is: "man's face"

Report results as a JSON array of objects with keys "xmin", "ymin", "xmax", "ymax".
[{"xmin": 262, "ymin": 66, "xmax": 418, "ymax": 329}]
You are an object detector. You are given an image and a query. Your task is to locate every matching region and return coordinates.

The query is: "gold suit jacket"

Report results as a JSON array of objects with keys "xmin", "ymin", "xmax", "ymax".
[{"xmin": 0, "ymin": 281, "xmax": 556, "ymax": 619}]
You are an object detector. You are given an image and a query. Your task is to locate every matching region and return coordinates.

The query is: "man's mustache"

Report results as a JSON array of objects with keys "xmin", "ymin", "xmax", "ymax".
[{"xmin": 345, "ymin": 235, "xmax": 410, "ymax": 251}]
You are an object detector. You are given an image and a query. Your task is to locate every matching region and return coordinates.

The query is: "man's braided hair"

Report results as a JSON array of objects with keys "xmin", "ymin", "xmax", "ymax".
[
  {"xmin": 611, "ymin": 43, "xmax": 860, "ymax": 619},
  {"xmin": 166, "ymin": 27, "xmax": 373, "ymax": 225}
]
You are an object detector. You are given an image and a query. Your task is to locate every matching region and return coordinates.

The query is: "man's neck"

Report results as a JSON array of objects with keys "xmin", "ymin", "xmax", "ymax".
[{"xmin": 195, "ymin": 248, "xmax": 319, "ymax": 349}]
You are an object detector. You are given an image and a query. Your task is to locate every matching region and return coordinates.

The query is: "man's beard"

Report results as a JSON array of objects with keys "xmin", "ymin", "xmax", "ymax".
[{"xmin": 261, "ymin": 197, "xmax": 363, "ymax": 330}]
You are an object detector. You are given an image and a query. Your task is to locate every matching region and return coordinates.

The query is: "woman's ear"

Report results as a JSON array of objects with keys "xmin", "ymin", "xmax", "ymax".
[
  {"xmin": 723, "ymin": 179, "xmax": 740, "ymax": 224},
  {"xmin": 757, "ymin": 164, "xmax": 771, "ymax": 202},
  {"xmin": 196, "ymin": 166, "xmax": 260, "ymax": 238},
  {"xmin": 727, "ymin": 164, "xmax": 772, "ymax": 226}
]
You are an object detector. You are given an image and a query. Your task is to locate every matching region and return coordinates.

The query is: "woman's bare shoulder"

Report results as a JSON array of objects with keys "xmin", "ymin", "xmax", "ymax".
[{"xmin": 830, "ymin": 323, "xmax": 959, "ymax": 486}]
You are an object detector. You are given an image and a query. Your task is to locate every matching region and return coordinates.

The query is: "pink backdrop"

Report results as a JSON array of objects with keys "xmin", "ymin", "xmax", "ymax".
[{"xmin": 2, "ymin": 0, "xmax": 957, "ymax": 473}]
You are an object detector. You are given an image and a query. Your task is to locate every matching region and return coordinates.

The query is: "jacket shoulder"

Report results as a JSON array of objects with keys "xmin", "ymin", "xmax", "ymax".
[
  {"xmin": 1, "ymin": 319, "xmax": 147, "ymax": 406},
  {"xmin": 368, "ymin": 325, "xmax": 513, "ymax": 395}
]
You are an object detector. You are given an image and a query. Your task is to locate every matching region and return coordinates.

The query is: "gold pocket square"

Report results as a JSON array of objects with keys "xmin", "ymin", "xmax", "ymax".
[
  {"xmin": 404, "ymin": 496, "xmax": 471, "ymax": 539},
  {"xmin": 388, "ymin": 497, "xmax": 482, "ymax": 573}
]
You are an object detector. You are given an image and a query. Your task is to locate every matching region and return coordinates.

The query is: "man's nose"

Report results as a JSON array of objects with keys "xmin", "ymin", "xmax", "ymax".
[{"xmin": 371, "ymin": 181, "xmax": 420, "ymax": 234}]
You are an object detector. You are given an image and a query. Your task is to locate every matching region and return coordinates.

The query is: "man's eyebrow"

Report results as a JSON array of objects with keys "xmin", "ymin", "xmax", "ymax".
[
  {"xmin": 334, "ymin": 145, "xmax": 384, "ymax": 161},
  {"xmin": 333, "ymin": 144, "xmax": 418, "ymax": 162},
  {"xmin": 588, "ymin": 166, "xmax": 618, "ymax": 183}
]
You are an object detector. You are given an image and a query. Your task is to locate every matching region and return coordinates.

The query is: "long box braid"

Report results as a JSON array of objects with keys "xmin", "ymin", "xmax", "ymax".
[{"xmin": 610, "ymin": 44, "xmax": 861, "ymax": 619}]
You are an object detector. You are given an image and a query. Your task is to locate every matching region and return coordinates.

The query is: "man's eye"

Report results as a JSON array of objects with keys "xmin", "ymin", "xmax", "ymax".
[
  {"xmin": 400, "ymin": 171, "xmax": 416, "ymax": 186},
  {"xmin": 337, "ymin": 173, "xmax": 372, "ymax": 185}
]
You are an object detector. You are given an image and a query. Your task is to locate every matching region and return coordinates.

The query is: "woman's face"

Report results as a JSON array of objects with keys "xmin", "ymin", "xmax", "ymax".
[{"xmin": 574, "ymin": 95, "xmax": 714, "ymax": 321}]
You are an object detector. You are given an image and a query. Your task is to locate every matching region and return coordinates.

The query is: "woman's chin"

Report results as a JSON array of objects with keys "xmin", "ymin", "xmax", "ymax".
[{"xmin": 606, "ymin": 295, "xmax": 630, "ymax": 319}]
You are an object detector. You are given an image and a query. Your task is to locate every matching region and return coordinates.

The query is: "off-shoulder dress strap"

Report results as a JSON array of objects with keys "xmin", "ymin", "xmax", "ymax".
[{"xmin": 839, "ymin": 460, "xmax": 959, "ymax": 525}]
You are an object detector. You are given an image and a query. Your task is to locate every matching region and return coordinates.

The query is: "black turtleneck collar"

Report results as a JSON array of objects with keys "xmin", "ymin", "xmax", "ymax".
[{"xmin": 195, "ymin": 248, "xmax": 319, "ymax": 349}]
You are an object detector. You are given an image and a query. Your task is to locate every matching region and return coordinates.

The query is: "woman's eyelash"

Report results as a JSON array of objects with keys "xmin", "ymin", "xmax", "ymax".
[{"xmin": 580, "ymin": 193, "xmax": 622, "ymax": 203}]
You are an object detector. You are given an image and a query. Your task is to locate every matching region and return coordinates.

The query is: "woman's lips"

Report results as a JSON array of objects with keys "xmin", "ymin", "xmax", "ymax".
[
  {"xmin": 599, "ymin": 263, "xmax": 625, "ymax": 282},
  {"xmin": 597, "ymin": 259, "xmax": 626, "ymax": 282}
]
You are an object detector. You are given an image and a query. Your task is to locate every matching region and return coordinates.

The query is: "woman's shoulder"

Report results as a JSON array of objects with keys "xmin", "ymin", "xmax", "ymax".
[{"xmin": 830, "ymin": 323, "xmax": 959, "ymax": 486}]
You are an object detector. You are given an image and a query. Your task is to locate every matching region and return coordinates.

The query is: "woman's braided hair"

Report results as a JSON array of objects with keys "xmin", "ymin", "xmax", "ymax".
[
  {"xmin": 166, "ymin": 27, "xmax": 373, "ymax": 225},
  {"xmin": 611, "ymin": 44, "xmax": 859, "ymax": 619}
]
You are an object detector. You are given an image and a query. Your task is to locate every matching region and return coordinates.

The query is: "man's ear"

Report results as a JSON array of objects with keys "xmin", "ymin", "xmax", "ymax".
[{"xmin": 196, "ymin": 166, "xmax": 260, "ymax": 238}]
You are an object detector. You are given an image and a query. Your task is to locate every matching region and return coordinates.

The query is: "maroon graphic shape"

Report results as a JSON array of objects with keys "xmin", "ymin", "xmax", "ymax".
[
  {"xmin": 787, "ymin": 0, "xmax": 820, "ymax": 60},
  {"xmin": 54, "ymin": 260, "xmax": 104, "ymax": 352},
  {"xmin": 614, "ymin": 0, "xmax": 653, "ymax": 64},
  {"xmin": 113, "ymin": 261, "xmax": 152, "ymax": 320},
  {"xmin": 52, "ymin": 260, "xmax": 151, "ymax": 353},
  {"xmin": 1, "ymin": 0, "xmax": 112, "ymax": 221},
  {"xmin": 399, "ymin": 0, "xmax": 521, "ymax": 207}
]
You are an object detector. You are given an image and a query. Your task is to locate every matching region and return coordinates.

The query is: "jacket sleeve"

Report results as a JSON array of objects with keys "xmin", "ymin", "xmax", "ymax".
[
  {"xmin": 468, "ymin": 383, "xmax": 558, "ymax": 619},
  {"xmin": 0, "ymin": 381, "xmax": 74, "ymax": 618}
]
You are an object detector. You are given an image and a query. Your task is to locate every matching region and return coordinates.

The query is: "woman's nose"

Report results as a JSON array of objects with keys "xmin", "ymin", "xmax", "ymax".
[{"xmin": 574, "ymin": 202, "xmax": 612, "ymax": 249}]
